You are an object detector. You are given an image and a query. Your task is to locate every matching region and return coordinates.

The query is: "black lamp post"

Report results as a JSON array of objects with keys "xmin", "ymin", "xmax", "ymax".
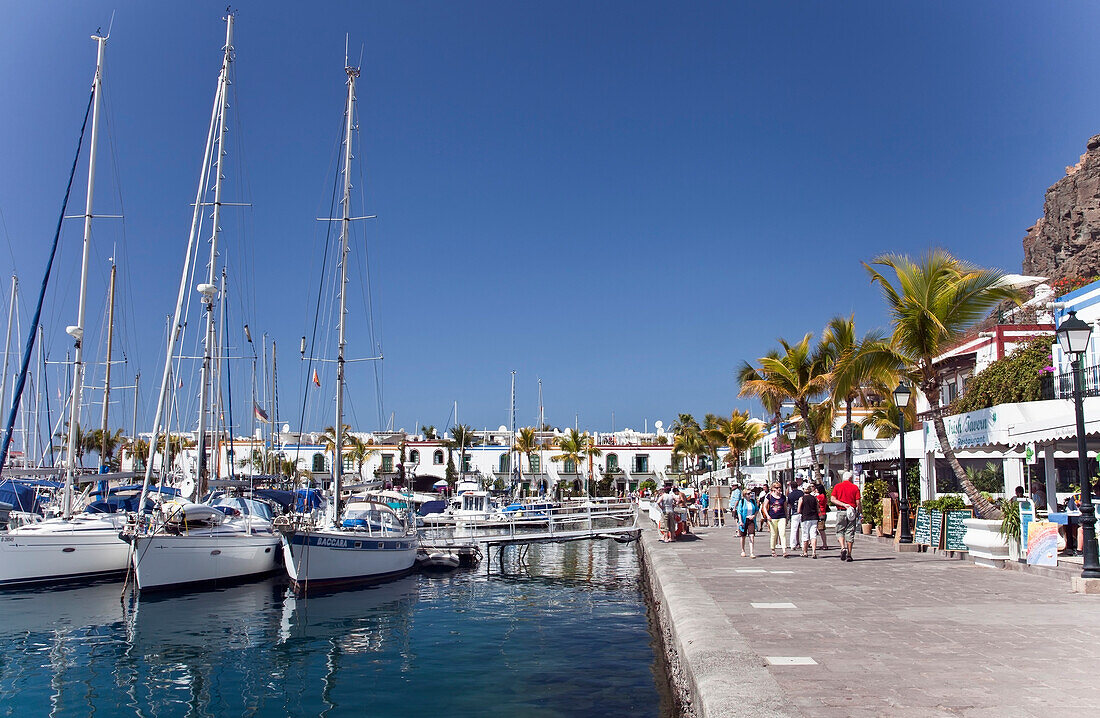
[
  {"xmin": 893, "ymin": 381, "xmax": 913, "ymax": 543},
  {"xmin": 1057, "ymin": 310, "xmax": 1100, "ymax": 578},
  {"xmin": 786, "ymin": 426, "xmax": 798, "ymax": 485}
]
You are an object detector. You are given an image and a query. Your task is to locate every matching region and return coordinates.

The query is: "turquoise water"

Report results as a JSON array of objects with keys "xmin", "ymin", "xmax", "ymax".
[{"xmin": 0, "ymin": 540, "xmax": 670, "ymax": 717}]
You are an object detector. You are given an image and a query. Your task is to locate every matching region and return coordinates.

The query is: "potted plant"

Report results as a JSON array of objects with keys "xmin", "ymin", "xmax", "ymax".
[{"xmin": 861, "ymin": 479, "xmax": 887, "ymax": 537}]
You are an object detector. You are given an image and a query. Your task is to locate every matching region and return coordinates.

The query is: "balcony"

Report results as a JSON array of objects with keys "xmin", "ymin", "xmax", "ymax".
[{"xmin": 1041, "ymin": 364, "xmax": 1100, "ymax": 401}]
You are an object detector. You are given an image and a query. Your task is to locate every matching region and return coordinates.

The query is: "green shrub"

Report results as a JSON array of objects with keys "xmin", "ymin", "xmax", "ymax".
[
  {"xmin": 966, "ymin": 462, "xmax": 1005, "ymax": 494},
  {"xmin": 862, "ymin": 479, "xmax": 888, "ymax": 526},
  {"xmin": 950, "ymin": 338, "xmax": 1052, "ymax": 413},
  {"xmin": 998, "ymin": 497, "xmax": 1021, "ymax": 542},
  {"xmin": 922, "ymin": 494, "xmax": 967, "ymax": 511}
]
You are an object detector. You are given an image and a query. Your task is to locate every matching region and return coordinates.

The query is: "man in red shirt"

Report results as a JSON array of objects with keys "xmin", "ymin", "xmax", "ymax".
[{"xmin": 830, "ymin": 470, "xmax": 861, "ymax": 562}]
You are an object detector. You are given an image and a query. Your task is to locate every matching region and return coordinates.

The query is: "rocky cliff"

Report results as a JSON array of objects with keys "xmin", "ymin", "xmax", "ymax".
[{"xmin": 1021, "ymin": 134, "xmax": 1100, "ymax": 282}]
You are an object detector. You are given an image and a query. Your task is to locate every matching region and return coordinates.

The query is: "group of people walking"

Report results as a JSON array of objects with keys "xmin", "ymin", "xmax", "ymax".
[{"xmin": 729, "ymin": 471, "xmax": 862, "ymax": 561}]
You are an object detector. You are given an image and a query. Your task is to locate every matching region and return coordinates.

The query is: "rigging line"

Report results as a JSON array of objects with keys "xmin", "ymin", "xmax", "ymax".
[
  {"xmin": 223, "ymin": 273, "xmax": 235, "ymax": 478},
  {"xmin": 0, "ymin": 88, "xmax": 94, "ymax": 472},
  {"xmin": 0, "ymin": 206, "xmax": 17, "ymax": 276},
  {"xmin": 350, "ymin": 103, "xmax": 383, "ymax": 429},
  {"xmin": 292, "ymin": 104, "xmax": 346, "ymax": 467}
]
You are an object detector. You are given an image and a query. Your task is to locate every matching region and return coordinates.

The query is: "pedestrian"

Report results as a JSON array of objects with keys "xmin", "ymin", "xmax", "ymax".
[
  {"xmin": 786, "ymin": 479, "xmax": 805, "ymax": 554},
  {"xmin": 798, "ymin": 484, "xmax": 821, "ymax": 558},
  {"xmin": 830, "ymin": 470, "xmax": 861, "ymax": 561},
  {"xmin": 699, "ymin": 487, "xmax": 710, "ymax": 526},
  {"xmin": 657, "ymin": 485, "xmax": 678, "ymax": 542},
  {"xmin": 762, "ymin": 482, "xmax": 789, "ymax": 557},
  {"xmin": 815, "ymin": 482, "xmax": 830, "ymax": 550},
  {"xmin": 734, "ymin": 488, "xmax": 759, "ymax": 558}
]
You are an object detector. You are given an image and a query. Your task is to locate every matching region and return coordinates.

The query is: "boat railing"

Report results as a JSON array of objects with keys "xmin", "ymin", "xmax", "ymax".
[{"xmin": 419, "ymin": 499, "xmax": 637, "ymax": 543}]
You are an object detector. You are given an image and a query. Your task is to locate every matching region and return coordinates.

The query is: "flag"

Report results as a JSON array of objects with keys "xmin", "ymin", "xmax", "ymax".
[
  {"xmin": 312, "ymin": 369, "xmax": 320, "ymax": 387},
  {"xmin": 254, "ymin": 402, "xmax": 269, "ymax": 423},
  {"xmin": 178, "ymin": 378, "xmax": 184, "ymax": 389}
]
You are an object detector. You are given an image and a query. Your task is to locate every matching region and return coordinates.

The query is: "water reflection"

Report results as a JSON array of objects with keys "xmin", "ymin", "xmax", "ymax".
[{"xmin": 0, "ymin": 542, "xmax": 663, "ymax": 718}]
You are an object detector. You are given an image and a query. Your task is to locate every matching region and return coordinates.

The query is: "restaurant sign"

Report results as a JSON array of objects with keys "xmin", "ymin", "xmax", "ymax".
[{"xmin": 924, "ymin": 407, "xmax": 999, "ymax": 450}]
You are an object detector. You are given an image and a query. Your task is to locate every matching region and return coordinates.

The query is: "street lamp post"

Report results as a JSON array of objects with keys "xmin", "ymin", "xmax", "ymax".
[
  {"xmin": 893, "ymin": 381, "xmax": 913, "ymax": 544},
  {"xmin": 786, "ymin": 426, "xmax": 798, "ymax": 486},
  {"xmin": 1057, "ymin": 311, "xmax": 1100, "ymax": 578}
]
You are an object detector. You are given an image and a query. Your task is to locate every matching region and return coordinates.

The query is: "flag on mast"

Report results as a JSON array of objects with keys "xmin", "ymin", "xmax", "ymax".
[
  {"xmin": 312, "ymin": 369, "xmax": 320, "ymax": 387},
  {"xmin": 254, "ymin": 402, "xmax": 269, "ymax": 423}
]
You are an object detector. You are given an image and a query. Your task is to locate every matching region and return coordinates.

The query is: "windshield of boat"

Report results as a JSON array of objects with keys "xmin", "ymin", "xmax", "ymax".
[{"xmin": 342, "ymin": 505, "xmax": 403, "ymax": 533}]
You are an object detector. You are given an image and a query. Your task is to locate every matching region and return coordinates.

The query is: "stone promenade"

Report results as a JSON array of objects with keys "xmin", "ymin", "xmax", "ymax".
[{"xmin": 641, "ymin": 521, "xmax": 1100, "ymax": 717}]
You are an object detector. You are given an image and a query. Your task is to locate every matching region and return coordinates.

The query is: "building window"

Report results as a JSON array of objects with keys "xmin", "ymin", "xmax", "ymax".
[
  {"xmin": 462, "ymin": 454, "xmax": 471, "ymax": 472},
  {"xmin": 634, "ymin": 455, "xmax": 649, "ymax": 473},
  {"xmin": 409, "ymin": 449, "xmax": 420, "ymax": 465},
  {"xmin": 312, "ymin": 453, "xmax": 326, "ymax": 472},
  {"xmin": 530, "ymin": 454, "xmax": 540, "ymax": 472},
  {"xmin": 564, "ymin": 459, "xmax": 577, "ymax": 474},
  {"xmin": 382, "ymin": 454, "xmax": 394, "ymax": 473},
  {"xmin": 433, "ymin": 449, "xmax": 444, "ymax": 465},
  {"xmin": 606, "ymin": 453, "xmax": 619, "ymax": 472},
  {"xmin": 342, "ymin": 455, "xmax": 354, "ymax": 472},
  {"xmin": 499, "ymin": 453, "xmax": 510, "ymax": 473}
]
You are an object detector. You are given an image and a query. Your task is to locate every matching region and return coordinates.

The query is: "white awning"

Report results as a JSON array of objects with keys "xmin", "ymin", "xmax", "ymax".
[
  {"xmin": 856, "ymin": 430, "xmax": 925, "ymax": 464},
  {"xmin": 924, "ymin": 397, "xmax": 1100, "ymax": 451}
]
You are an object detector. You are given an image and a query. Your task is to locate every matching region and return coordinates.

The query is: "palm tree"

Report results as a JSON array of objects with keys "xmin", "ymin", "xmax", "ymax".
[
  {"xmin": 739, "ymin": 334, "xmax": 831, "ymax": 476},
  {"xmin": 859, "ymin": 384, "xmax": 917, "ymax": 439},
  {"xmin": 551, "ymin": 428, "xmax": 585, "ymax": 494},
  {"xmin": 90, "ymin": 428, "xmax": 125, "ymax": 470},
  {"xmin": 512, "ymin": 427, "xmax": 540, "ymax": 494},
  {"xmin": 672, "ymin": 426, "xmax": 706, "ymax": 484},
  {"xmin": 821, "ymin": 314, "xmax": 901, "ymax": 472},
  {"xmin": 421, "ymin": 425, "xmax": 438, "ymax": 440},
  {"xmin": 581, "ymin": 432, "xmax": 603, "ymax": 496},
  {"xmin": 348, "ymin": 435, "xmax": 378, "ymax": 478},
  {"xmin": 319, "ymin": 424, "xmax": 354, "ymax": 473},
  {"xmin": 865, "ymin": 249, "xmax": 1024, "ymax": 518},
  {"xmin": 708, "ymin": 410, "xmax": 767, "ymax": 480},
  {"xmin": 444, "ymin": 423, "xmax": 478, "ymax": 484}
]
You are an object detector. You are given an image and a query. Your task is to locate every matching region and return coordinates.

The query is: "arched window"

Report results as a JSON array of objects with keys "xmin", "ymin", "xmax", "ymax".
[
  {"xmin": 433, "ymin": 449, "xmax": 444, "ymax": 465},
  {"xmin": 499, "ymin": 453, "xmax": 510, "ymax": 473},
  {"xmin": 312, "ymin": 453, "xmax": 325, "ymax": 472},
  {"xmin": 564, "ymin": 459, "xmax": 577, "ymax": 474},
  {"xmin": 530, "ymin": 454, "xmax": 540, "ymax": 472},
  {"xmin": 606, "ymin": 453, "xmax": 619, "ymax": 472},
  {"xmin": 409, "ymin": 449, "xmax": 420, "ymax": 464}
]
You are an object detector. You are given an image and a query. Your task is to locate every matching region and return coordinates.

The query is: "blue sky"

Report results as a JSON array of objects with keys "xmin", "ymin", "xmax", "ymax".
[{"xmin": 1, "ymin": 2, "xmax": 1099, "ymax": 442}]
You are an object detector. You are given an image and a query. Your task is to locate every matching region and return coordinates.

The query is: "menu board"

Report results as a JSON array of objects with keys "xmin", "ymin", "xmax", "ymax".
[
  {"xmin": 914, "ymin": 507, "xmax": 932, "ymax": 545},
  {"xmin": 930, "ymin": 509, "xmax": 943, "ymax": 549},
  {"xmin": 943, "ymin": 508, "xmax": 974, "ymax": 551}
]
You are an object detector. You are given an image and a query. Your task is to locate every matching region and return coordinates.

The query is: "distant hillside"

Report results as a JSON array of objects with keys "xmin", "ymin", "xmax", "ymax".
[{"xmin": 1021, "ymin": 134, "xmax": 1100, "ymax": 286}]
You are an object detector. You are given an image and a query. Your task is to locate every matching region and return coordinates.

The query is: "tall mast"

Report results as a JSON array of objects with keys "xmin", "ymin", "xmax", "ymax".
[
  {"xmin": 333, "ymin": 60, "xmax": 359, "ymax": 526},
  {"xmin": 138, "ymin": 15, "xmax": 232, "ymax": 512},
  {"xmin": 62, "ymin": 33, "xmax": 106, "ymax": 518},
  {"xmin": 194, "ymin": 12, "xmax": 234, "ymax": 501},
  {"xmin": 510, "ymin": 370, "xmax": 516, "ymax": 494},
  {"xmin": 98, "ymin": 259, "xmax": 116, "ymax": 469},
  {"xmin": 0, "ymin": 276, "xmax": 17, "ymax": 424},
  {"xmin": 131, "ymin": 371, "xmax": 139, "ymax": 461}
]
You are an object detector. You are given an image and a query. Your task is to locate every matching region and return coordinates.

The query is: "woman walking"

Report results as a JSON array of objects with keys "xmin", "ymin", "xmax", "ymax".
[
  {"xmin": 763, "ymin": 482, "xmax": 789, "ymax": 558},
  {"xmin": 734, "ymin": 488, "xmax": 759, "ymax": 558},
  {"xmin": 815, "ymin": 482, "xmax": 830, "ymax": 550},
  {"xmin": 798, "ymin": 484, "xmax": 821, "ymax": 558}
]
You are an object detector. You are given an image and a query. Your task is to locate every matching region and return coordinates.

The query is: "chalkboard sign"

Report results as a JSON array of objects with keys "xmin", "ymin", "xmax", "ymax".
[
  {"xmin": 943, "ymin": 508, "xmax": 974, "ymax": 551},
  {"xmin": 930, "ymin": 509, "xmax": 943, "ymax": 549},
  {"xmin": 914, "ymin": 507, "xmax": 932, "ymax": 545}
]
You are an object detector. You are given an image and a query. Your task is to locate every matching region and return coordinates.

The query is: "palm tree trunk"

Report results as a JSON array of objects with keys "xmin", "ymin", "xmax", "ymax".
[{"xmin": 930, "ymin": 405, "xmax": 1001, "ymax": 519}]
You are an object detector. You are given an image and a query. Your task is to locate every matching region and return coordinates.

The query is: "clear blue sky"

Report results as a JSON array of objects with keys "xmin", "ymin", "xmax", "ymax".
[{"xmin": 1, "ymin": 2, "xmax": 1098, "ymax": 440}]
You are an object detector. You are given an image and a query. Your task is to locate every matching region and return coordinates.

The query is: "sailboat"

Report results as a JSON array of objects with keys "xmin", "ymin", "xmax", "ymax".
[
  {"xmin": 127, "ymin": 14, "xmax": 280, "ymax": 591},
  {"xmin": 0, "ymin": 31, "xmax": 134, "ymax": 587},
  {"xmin": 276, "ymin": 55, "xmax": 417, "ymax": 592}
]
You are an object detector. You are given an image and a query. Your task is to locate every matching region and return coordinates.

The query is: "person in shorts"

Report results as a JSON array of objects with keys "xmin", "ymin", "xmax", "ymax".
[
  {"xmin": 830, "ymin": 470, "xmax": 861, "ymax": 561},
  {"xmin": 786, "ymin": 479, "xmax": 805, "ymax": 554},
  {"xmin": 798, "ymin": 484, "xmax": 821, "ymax": 558},
  {"xmin": 734, "ymin": 489, "xmax": 759, "ymax": 558}
]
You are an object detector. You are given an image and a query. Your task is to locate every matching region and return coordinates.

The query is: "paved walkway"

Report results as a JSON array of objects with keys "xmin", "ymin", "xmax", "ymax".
[{"xmin": 643, "ymin": 522, "xmax": 1100, "ymax": 717}]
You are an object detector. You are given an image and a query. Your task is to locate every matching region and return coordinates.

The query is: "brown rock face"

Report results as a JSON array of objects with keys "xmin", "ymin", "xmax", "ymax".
[{"xmin": 1021, "ymin": 134, "xmax": 1100, "ymax": 282}]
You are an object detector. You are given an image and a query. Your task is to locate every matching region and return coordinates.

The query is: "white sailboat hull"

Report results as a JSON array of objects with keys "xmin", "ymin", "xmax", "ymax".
[
  {"xmin": 132, "ymin": 527, "xmax": 280, "ymax": 590},
  {"xmin": 0, "ymin": 515, "xmax": 129, "ymax": 587},
  {"xmin": 280, "ymin": 529, "xmax": 417, "ymax": 591}
]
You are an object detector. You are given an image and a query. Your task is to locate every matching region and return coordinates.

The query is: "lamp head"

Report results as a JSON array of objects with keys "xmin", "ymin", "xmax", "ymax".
[
  {"xmin": 893, "ymin": 380, "xmax": 912, "ymax": 408},
  {"xmin": 1057, "ymin": 310, "xmax": 1093, "ymax": 356}
]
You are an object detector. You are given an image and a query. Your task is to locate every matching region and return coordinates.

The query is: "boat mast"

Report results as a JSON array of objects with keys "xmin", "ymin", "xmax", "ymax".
[
  {"xmin": 62, "ymin": 32, "xmax": 107, "ymax": 519},
  {"xmin": 138, "ymin": 15, "xmax": 230, "ymax": 513},
  {"xmin": 194, "ymin": 13, "xmax": 234, "ymax": 501},
  {"xmin": 98, "ymin": 259, "xmax": 116, "ymax": 470},
  {"xmin": 333, "ymin": 60, "xmax": 359, "ymax": 526},
  {"xmin": 510, "ymin": 370, "xmax": 516, "ymax": 495},
  {"xmin": 0, "ymin": 276, "xmax": 17, "ymax": 425}
]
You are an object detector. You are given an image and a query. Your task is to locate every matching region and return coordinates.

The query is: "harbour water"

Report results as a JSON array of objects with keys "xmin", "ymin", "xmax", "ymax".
[{"xmin": 0, "ymin": 540, "xmax": 672, "ymax": 717}]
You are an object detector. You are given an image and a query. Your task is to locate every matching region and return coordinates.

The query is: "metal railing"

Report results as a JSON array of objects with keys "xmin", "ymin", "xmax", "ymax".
[
  {"xmin": 1041, "ymin": 363, "xmax": 1100, "ymax": 400},
  {"xmin": 418, "ymin": 499, "xmax": 637, "ymax": 545}
]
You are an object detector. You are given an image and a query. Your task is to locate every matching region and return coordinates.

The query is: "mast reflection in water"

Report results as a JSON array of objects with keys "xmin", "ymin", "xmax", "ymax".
[{"xmin": 0, "ymin": 540, "xmax": 670, "ymax": 717}]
